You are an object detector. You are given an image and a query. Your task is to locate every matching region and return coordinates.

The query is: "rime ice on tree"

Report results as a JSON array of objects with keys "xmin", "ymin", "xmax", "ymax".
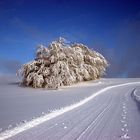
[{"xmin": 19, "ymin": 37, "xmax": 108, "ymax": 89}]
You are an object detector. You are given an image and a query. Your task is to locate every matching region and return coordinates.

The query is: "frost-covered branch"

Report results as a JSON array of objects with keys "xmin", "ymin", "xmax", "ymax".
[{"xmin": 19, "ymin": 37, "xmax": 108, "ymax": 89}]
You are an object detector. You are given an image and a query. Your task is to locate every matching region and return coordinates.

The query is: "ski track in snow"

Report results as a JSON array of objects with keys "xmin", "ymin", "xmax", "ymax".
[
  {"xmin": 76, "ymin": 98, "xmax": 113, "ymax": 140},
  {"xmin": 0, "ymin": 82, "xmax": 140, "ymax": 140}
]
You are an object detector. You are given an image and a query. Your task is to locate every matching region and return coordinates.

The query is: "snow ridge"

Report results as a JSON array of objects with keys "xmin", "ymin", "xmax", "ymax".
[{"xmin": 132, "ymin": 89, "xmax": 140, "ymax": 102}]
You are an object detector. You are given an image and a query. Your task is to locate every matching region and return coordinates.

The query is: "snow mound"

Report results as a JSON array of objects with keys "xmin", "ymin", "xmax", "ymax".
[
  {"xmin": 18, "ymin": 37, "xmax": 108, "ymax": 89},
  {"xmin": 132, "ymin": 89, "xmax": 140, "ymax": 102}
]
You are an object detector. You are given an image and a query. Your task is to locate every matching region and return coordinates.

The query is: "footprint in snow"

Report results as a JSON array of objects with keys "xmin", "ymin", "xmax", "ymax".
[
  {"xmin": 121, "ymin": 133, "xmax": 130, "ymax": 139},
  {"xmin": 42, "ymin": 112, "xmax": 45, "ymax": 115},
  {"xmin": 123, "ymin": 116, "xmax": 126, "ymax": 119},
  {"xmin": 121, "ymin": 120, "xmax": 125, "ymax": 123},
  {"xmin": 121, "ymin": 114, "xmax": 126, "ymax": 117},
  {"xmin": 123, "ymin": 106, "xmax": 126, "ymax": 109},
  {"xmin": 64, "ymin": 126, "xmax": 67, "ymax": 129},
  {"xmin": 8, "ymin": 125, "xmax": 12, "ymax": 129},
  {"xmin": 124, "ymin": 124, "xmax": 127, "ymax": 127},
  {"xmin": 126, "ymin": 129, "xmax": 128, "ymax": 132}
]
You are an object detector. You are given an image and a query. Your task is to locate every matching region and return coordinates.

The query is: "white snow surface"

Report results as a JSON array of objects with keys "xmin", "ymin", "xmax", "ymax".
[
  {"xmin": 133, "ymin": 89, "xmax": 140, "ymax": 102},
  {"xmin": 0, "ymin": 75, "xmax": 140, "ymax": 140}
]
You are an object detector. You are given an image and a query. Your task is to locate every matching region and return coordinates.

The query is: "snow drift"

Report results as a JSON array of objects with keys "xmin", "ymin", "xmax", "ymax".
[
  {"xmin": 132, "ymin": 89, "xmax": 140, "ymax": 102},
  {"xmin": 19, "ymin": 37, "xmax": 108, "ymax": 89}
]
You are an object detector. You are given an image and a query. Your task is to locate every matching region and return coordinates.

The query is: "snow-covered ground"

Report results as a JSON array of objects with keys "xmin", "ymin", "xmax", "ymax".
[
  {"xmin": 132, "ymin": 88, "xmax": 140, "ymax": 102},
  {"xmin": 0, "ymin": 75, "xmax": 140, "ymax": 140}
]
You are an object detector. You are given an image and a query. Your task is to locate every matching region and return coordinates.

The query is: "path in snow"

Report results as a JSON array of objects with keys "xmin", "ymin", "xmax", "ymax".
[{"xmin": 0, "ymin": 80, "xmax": 140, "ymax": 139}]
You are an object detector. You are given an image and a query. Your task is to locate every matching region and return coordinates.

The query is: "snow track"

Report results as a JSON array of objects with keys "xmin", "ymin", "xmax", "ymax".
[
  {"xmin": 0, "ymin": 81, "xmax": 140, "ymax": 140},
  {"xmin": 76, "ymin": 98, "xmax": 113, "ymax": 140}
]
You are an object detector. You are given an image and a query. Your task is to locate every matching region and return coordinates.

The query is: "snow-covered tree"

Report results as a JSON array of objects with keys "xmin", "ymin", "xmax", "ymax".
[{"xmin": 19, "ymin": 37, "xmax": 108, "ymax": 89}]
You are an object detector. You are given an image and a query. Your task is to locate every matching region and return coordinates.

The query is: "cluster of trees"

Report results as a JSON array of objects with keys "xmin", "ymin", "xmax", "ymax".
[{"xmin": 19, "ymin": 37, "xmax": 108, "ymax": 89}]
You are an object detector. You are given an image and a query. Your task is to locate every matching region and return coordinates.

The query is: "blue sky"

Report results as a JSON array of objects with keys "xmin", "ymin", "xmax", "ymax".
[{"xmin": 0, "ymin": 0, "xmax": 140, "ymax": 77}]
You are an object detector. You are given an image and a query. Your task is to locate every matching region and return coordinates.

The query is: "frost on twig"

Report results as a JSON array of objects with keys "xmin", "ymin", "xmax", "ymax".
[{"xmin": 19, "ymin": 37, "xmax": 108, "ymax": 89}]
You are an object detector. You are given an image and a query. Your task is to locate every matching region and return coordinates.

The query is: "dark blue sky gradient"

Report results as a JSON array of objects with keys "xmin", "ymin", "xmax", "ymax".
[{"xmin": 0, "ymin": 0, "xmax": 140, "ymax": 77}]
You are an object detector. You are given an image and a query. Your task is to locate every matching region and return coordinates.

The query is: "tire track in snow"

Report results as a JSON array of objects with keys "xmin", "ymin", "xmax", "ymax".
[{"xmin": 0, "ymin": 82, "xmax": 140, "ymax": 140}]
